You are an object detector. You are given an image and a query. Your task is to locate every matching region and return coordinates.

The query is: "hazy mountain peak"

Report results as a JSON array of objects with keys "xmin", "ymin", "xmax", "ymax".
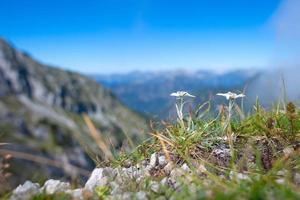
[{"xmin": 91, "ymin": 69, "xmax": 260, "ymax": 118}]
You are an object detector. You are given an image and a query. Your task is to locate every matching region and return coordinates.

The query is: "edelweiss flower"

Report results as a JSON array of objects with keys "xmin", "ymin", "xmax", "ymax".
[
  {"xmin": 170, "ymin": 91, "xmax": 195, "ymax": 121},
  {"xmin": 170, "ymin": 91, "xmax": 195, "ymax": 98},
  {"xmin": 216, "ymin": 92, "xmax": 245, "ymax": 100}
]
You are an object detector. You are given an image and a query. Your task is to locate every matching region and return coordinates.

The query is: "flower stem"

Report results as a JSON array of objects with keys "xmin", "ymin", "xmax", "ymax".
[
  {"xmin": 227, "ymin": 99, "xmax": 236, "ymax": 163},
  {"xmin": 176, "ymin": 97, "xmax": 185, "ymax": 129}
]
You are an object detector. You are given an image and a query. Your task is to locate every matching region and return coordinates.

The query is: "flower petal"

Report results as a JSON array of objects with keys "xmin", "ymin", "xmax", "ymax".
[
  {"xmin": 170, "ymin": 91, "xmax": 195, "ymax": 98},
  {"xmin": 236, "ymin": 94, "xmax": 246, "ymax": 98}
]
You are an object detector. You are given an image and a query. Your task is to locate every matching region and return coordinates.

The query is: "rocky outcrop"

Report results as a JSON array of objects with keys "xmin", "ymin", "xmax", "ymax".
[
  {"xmin": 10, "ymin": 150, "xmax": 300, "ymax": 200},
  {"xmin": 10, "ymin": 181, "xmax": 41, "ymax": 200},
  {"xmin": 9, "ymin": 153, "xmax": 193, "ymax": 200}
]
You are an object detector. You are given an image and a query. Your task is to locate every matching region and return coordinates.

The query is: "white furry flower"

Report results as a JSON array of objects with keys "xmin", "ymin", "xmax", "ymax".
[
  {"xmin": 170, "ymin": 91, "xmax": 195, "ymax": 121},
  {"xmin": 216, "ymin": 92, "xmax": 245, "ymax": 100},
  {"xmin": 170, "ymin": 91, "xmax": 195, "ymax": 98}
]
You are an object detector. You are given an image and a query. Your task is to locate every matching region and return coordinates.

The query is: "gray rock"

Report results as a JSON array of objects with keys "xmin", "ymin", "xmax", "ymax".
[
  {"xmin": 103, "ymin": 167, "xmax": 117, "ymax": 178},
  {"xmin": 229, "ymin": 171, "xmax": 250, "ymax": 181},
  {"xmin": 275, "ymin": 178, "xmax": 285, "ymax": 184},
  {"xmin": 85, "ymin": 168, "xmax": 108, "ymax": 192},
  {"xmin": 108, "ymin": 192, "xmax": 133, "ymax": 200},
  {"xmin": 122, "ymin": 192, "xmax": 133, "ymax": 200},
  {"xmin": 294, "ymin": 173, "xmax": 300, "ymax": 185},
  {"xmin": 163, "ymin": 162, "xmax": 174, "ymax": 174},
  {"xmin": 85, "ymin": 167, "xmax": 117, "ymax": 192},
  {"xmin": 136, "ymin": 191, "xmax": 147, "ymax": 200},
  {"xmin": 10, "ymin": 181, "xmax": 41, "ymax": 200},
  {"xmin": 158, "ymin": 156, "xmax": 167, "ymax": 166},
  {"xmin": 110, "ymin": 181, "xmax": 122, "ymax": 195},
  {"xmin": 212, "ymin": 147, "xmax": 231, "ymax": 158},
  {"xmin": 42, "ymin": 179, "xmax": 70, "ymax": 194},
  {"xmin": 141, "ymin": 160, "xmax": 148, "ymax": 167},
  {"xmin": 149, "ymin": 153, "xmax": 157, "ymax": 168},
  {"xmin": 66, "ymin": 189, "xmax": 83, "ymax": 200},
  {"xmin": 150, "ymin": 181, "xmax": 160, "ymax": 193},
  {"xmin": 181, "ymin": 163, "xmax": 190, "ymax": 172},
  {"xmin": 167, "ymin": 178, "xmax": 180, "ymax": 190},
  {"xmin": 160, "ymin": 177, "xmax": 168, "ymax": 186},
  {"xmin": 170, "ymin": 168, "xmax": 184, "ymax": 177},
  {"xmin": 123, "ymin": 160, "xmax": 132, "ymax": 168},
  {"xmin": 191, "ymin": 160, "xmax": 207, "ymax": 174},
  {"xmin": 118, "ymin": 166, "xmax": 147, "ymax": 182}
]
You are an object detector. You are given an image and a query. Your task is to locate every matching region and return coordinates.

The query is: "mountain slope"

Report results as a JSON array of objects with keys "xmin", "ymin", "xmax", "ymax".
[{"xmin": 0, "ymin": 39, "xmax": 148, "ymax": 187}]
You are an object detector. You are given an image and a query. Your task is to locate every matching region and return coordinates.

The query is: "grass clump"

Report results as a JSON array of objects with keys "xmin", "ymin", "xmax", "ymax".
[
  {"xmin": 31, "ymin": 193, "xmax": 72, "ymax": 200},
  {"xmin": 108, "ymin": 91, "xmax": 300, "ymax": 200}
]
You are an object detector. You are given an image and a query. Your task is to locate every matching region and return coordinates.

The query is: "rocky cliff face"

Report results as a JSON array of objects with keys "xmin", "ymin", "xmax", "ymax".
[{"xmin": 0, "ymin": 39, "xmax": 148, "ymax": 188}]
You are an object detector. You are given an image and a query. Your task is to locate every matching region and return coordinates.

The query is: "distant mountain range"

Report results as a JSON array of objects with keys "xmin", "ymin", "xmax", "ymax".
[
  {"xmin": 92, "ymin": 66, "xmax": 300, "ymax": 120},
  {"xmin": 0, "ymin": 39, "xmax": 148, "ymax": 187},
  {"xmin": 91, "ymin": 70, "xmax": 260, "ymax": 119}
]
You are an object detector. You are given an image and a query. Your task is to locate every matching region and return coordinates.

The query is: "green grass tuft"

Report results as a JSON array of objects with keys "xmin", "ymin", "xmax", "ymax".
[{"xmin": 107, "ymin": 100, "xmax": 300, "ymax": 199}]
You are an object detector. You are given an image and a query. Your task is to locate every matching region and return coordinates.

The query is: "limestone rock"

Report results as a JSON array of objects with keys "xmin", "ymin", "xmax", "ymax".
[
  {"xmin": 85, "ymin": 168, "xmax": 106, "ymax": 192},
  {"xmin": 10, "ymin": 181, "xmax": 40, "ymax": 200},
  {"xmin": 136, "ymin": 191, "xmax": 147, "ymax": 200},
  {"xmin": 66, "ymin": 189, "xmax": 84, "ymax": 200},
  {"xmin": 42, "ymin": 179, "xmax": 70, "ymax": 195},
  {"xmin": 149, "ymin": 153, "xmax": 157, "ymax": 168}
]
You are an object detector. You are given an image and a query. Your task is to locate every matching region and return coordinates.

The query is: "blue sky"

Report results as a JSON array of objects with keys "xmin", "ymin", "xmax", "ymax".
[{"xmin": 0, "ymin": 0, "xmax": 288, "ymax": 73}]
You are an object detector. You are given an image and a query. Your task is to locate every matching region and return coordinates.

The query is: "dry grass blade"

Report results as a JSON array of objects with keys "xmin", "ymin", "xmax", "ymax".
[
  {"xmin": 234, "ymin": 104, "xmax": 245, "ymax": 120},
  {"xmin": 150, "ymin": 132, "xmax": 171, "ymax": 161},
  {"xmin": 150, "ymin": 132, "xmax": 174, "ymax": 147},
  {"xmin": 123, "ymin": 130, "xmax": 134, "ymax": 149},
  {"xmin": 0, "ymin": 149, "xmax": 90, "ymax": 177},
  {"xmin": 83, "ymin": 114, "xmax": 113, "ymax": 160},
  {"xmin": 157, "ymin": 134, "xmax": 171, "ymax": 161}
]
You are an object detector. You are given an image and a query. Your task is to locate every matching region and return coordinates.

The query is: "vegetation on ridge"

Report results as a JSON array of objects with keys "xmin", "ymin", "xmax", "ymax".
[{"xmin": 102, "ymin": 92, "xmax": 300, "ymax": 199}]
